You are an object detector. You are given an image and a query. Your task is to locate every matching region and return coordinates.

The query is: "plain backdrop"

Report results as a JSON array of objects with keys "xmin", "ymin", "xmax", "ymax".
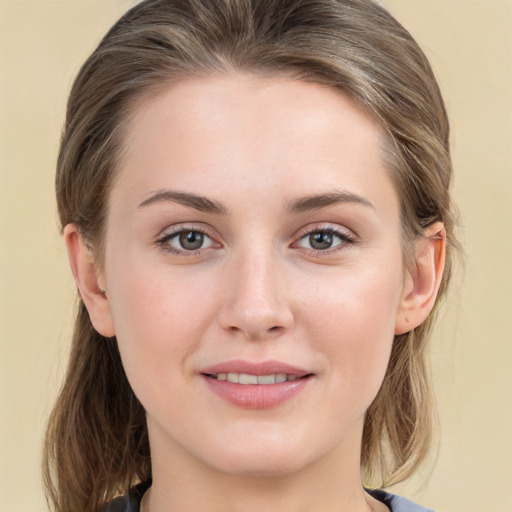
[{"xmin": 0, "ymin": 1, "xmax": 511, "ymax": 511}]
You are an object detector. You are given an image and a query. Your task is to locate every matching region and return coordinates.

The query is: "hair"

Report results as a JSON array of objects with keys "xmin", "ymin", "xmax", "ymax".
[{"xmin": 44, "ymin": 0, "xmax": 459, "ymax": 511}]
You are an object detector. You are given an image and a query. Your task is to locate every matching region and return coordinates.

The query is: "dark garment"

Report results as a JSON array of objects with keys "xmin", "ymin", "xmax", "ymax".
[
  {"xmin": 104, "ymin": 481, "xmax": 435, "ymax": 512},
  {"xmin": 103, "ymin": 481, "xmax": 150, "ymax": 512},
  {"xmin": 368, "ymin": 489, "xmax": 435, "ymax": 512}
]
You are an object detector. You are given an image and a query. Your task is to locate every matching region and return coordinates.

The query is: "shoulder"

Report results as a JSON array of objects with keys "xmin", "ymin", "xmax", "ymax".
[
  {"xmin": 368, "ymin": 489, "xmax": 435, "ymax": 512},
  {"xmin": 102, "ymin": 481, "xmax": 150, "ymax": 512}
]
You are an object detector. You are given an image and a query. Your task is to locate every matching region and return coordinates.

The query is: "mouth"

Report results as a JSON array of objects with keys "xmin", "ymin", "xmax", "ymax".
[
  {"xmin": 204, "ymin": 372, "xmax": 307, "ymax": 384},
  {"xmin": 200, "ymin": 361, "xmax": 313, "ymax": 409}
]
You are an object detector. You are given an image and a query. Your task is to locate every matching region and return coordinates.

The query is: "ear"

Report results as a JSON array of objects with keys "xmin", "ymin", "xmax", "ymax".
[
  {"xmin": 64, "ymin": 224, "xmax": 116, "ymax": 337},
  {"xmin": 395, "ymin": 222, "xmax": 446, "ymax": 335}
]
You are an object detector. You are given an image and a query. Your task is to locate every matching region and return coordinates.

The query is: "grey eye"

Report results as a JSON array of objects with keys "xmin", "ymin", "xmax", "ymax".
[
  {"xmin": 295, "ymin": 228, "xmax": 352, "ymax": 252},
  {"xmin": 158, "ymin": 228, "xmax": 218, "ymax": 255},
  {"xmin": 308, "ymin": 231, "xmax": 334, "ymax": 250},
  {"xmin": 178, "ymin": 231, "xmax": 205, "ymax": 250}
]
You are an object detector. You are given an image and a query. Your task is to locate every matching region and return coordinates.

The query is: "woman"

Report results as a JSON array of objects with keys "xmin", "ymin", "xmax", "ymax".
[{"xmin": 43, "ymin": 0, "xmax": 458, "ymax": 511}]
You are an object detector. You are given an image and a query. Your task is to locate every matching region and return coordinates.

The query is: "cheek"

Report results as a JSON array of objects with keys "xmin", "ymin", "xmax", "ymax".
[
  {"xmin": 300, "ymin": 266, "xmax": 403, "ymax": 399},
  {"xmin": 106, "ymin": 256, "xmax": 218, "ymax": 386}
]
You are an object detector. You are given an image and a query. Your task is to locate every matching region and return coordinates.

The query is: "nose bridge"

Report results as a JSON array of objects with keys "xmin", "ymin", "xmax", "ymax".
[
  {"xmin": 218, "ymin": 240, "xmax": 293, "ymax": 339},
  {"xmin": 240, "ymin": 246, "xmax": 278, "ymax": 308}
]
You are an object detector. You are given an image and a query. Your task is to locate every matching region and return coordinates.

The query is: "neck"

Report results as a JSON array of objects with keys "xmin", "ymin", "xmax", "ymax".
[
  {"xmin": 149, "ymin": 468, "xmax": 374, "ymax": 512},
  {"xmin": 146, "ymin": 422, "xmax": 380, "ymax": 512}
]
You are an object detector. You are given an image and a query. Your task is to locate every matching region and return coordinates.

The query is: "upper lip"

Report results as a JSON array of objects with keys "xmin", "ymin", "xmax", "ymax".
[{"xmin": 200, "ymin": 359, "xmax": 312, "ymax": 377}]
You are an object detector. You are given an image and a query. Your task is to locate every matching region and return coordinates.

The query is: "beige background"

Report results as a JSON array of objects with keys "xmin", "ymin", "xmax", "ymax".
[{"xmin": 0, "ymin": 0, "xmax": 511, "ymax": 511}]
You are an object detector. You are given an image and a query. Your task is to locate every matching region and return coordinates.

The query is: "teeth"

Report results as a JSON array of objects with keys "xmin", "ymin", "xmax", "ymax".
[
  {"xmin": 257, "ymin": 374, "xmax": 275, "ymax": 385},
  {"xmin": 239, "ymin": 373, "xmax": 258, "ymax": 385},
  {"xmin": 213, "ymin": 372, "xmax": 300, "ymax": 385}
]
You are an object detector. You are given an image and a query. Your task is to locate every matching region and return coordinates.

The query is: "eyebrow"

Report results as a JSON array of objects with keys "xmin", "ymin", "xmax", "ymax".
[
  {"xmin": 138, "ymin": 189, "xmax": 229, "ymax": 215},
  {"xmin": 138, "ymin": 189, "xmax": 373, "ymax": 215},
  {"xmin": 287, "ymin": 191, "xmax": 374, "ymax": 213}
]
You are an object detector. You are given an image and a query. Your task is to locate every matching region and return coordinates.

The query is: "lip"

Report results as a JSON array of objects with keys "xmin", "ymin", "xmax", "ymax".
[
  {"xmin": 201, "ymin": 359, "xmax": 311, "ymax": 377},
  {"xmin": 200, "ymin": 359, "xmax": 313, "ymax": 410}
]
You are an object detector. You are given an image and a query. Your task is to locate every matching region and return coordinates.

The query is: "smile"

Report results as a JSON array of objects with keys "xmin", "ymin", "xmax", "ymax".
[
  {"xmin": 209, "ymin": 373, "xmax": 300, "ymax": 384},
  {"xmin": 200, "ymin": 361, "xmax": 313, "ymax": 409}
]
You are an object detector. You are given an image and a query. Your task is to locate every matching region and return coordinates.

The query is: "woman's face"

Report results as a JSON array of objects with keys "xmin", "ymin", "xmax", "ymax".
[{"xmin": 100, "ymin": 75, "xmax": 411, "ymax": 477}]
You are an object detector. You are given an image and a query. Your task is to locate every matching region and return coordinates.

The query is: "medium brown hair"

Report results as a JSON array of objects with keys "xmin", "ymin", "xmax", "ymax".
[{"xmin": 45, "ymin": 0, "xmax": 458, "ymax": 510}]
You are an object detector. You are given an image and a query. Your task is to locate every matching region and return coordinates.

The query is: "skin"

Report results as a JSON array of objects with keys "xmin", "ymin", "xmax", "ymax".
[{"xmin": 66, "ymin": 75, "xmax": 445, "ymax": 512}]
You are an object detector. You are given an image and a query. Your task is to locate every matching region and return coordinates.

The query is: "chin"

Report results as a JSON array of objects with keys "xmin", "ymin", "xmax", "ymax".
[
  {"xmin": 201, "ymin": 436, "xmax": 320, "ymax": 479},
  {"xmin": 216, "ymin": 455, "xmax": 309, "ymax": 479}
]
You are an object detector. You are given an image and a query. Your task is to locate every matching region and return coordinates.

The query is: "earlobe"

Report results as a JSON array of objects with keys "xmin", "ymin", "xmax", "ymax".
[
  {"xmin": 64, "ymin": 224, "xmax": 116, "ymax": 337},
  {"xmin": 395, "ymin": 222, "xmax": 446, "ymax": 335}
]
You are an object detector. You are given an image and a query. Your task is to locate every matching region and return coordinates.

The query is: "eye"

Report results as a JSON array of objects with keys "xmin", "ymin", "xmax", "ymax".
[
  {"xmin": 176, "ymin": 230, "xmax": 206, "ymax": 251},
  {"xmin": 306, "ymin": 231, "xmax": 336, "ymax": 250},
  {"xmin": 295, "ymin": 227, "xmax": 355, "ymax": 252},
  {"xmin": 157, "ymin": 228, "xmax": 218, "ymax": 254}
]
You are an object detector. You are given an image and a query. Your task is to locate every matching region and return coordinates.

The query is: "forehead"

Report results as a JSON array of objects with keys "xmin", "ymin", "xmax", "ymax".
[
  {"xmin": 113, "ymin": 74, "xmax": 398, "ymax": 218},
  {"xmin": 123, "ymin": 74, "xmax": 382, "ymax": 154}
]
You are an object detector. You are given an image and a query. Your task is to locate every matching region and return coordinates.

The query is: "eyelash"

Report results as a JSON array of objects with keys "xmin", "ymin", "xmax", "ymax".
[
  {"xmin": 293, "ymin": 225, "xmax": 356, "ymax": 256},
  {"xmin": 155, "ymin": 224, "xmax": 356, "ymax": 257},
  {"xmin": 156, "ymin": 226, "xmax": 218, "ymax": 256}
]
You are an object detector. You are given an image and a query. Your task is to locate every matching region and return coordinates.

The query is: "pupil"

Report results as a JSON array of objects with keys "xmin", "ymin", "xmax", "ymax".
[
  {"xmin": 310, "ymin": 231, "xmax": 332, "ymax": 250},
  {"xmin": 179, "ymin": 231, "xmax": 204, "ymax": 250}
]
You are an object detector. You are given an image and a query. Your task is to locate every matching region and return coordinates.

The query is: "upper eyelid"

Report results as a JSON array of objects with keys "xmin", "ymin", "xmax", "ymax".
[
  {"xmin": 295, "ymin": 223, "xmax": 356, "ymax": 239},
  {"xmin": 157, "ymin": 223, "xmax": 216, "ymax": 239}
]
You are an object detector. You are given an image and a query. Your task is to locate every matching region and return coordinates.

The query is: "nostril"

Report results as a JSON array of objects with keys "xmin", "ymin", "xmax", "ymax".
[{"xmin": 267, "ymin": 326, "xmax": 285, "ymax": 337}]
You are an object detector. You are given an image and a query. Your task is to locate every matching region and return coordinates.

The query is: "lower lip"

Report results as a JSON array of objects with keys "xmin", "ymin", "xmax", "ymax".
[{"xmin": 202, "ymin": 375, "xmax": 310, "ymax": 409}]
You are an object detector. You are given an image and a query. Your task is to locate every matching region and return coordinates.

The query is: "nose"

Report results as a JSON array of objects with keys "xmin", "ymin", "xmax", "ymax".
[{"xmin": 217, "ymin": 248, "xmax": 294, "ymax": 341}]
